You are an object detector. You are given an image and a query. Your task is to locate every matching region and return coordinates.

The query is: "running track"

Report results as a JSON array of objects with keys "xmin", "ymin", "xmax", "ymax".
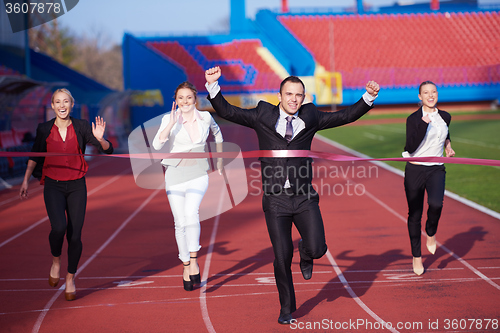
[{"xmin": 0, "ymin": 124, "xmax": 499, "ymax": 333}]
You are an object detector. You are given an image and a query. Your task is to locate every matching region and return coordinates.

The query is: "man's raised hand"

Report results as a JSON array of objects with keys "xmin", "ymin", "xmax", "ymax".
[
  {"xmin": 205, "ymin": 66, "xmax": 222, "ymax": 84},
  {"xmin": 365, "ymin": 81, "xmax": 380, "ymax": 97}
]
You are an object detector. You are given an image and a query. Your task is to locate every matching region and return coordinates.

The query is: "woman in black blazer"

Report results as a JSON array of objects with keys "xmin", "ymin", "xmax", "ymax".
[
  {"xmin": 19, "ymin": 89, "xmax": 113, "ymax": 300},
  {"xmin": 403, "ymin": 81, "xmax": 455, "ymax": 275}
]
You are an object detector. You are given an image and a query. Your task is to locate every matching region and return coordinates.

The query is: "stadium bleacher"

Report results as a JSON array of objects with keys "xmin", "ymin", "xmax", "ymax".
[
  {"xmin": 0, "ymin": 64, "xmax": 20, "ymax": 76},
  {"xmin": 0, "ymin": 129, "xmax": 31, "ymax": 179},
  {"xmin": 278, "ymin": 11, "xmax": 500, "ymax": 88},
  {"xmin": 146, "ymin": 39, "xmax": 282, "ymax": 93},
  {"xmin": 124, "ymin": 2, "xmax": 500, "ymax": 110},
  {"xmin": 0, "ymin": 71, "xmax": 50, "ymax": 180},
  {"xmin": 11, "ymin": 86, "xmax": 51, "ymax": 129}
]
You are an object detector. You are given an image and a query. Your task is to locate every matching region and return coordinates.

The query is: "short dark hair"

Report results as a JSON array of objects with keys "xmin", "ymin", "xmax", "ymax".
[
  {"xmin": 279, "ymin": 76, "xmax": 305, "ymax": 94},
  {"xmin": 174, "ymin": 81, "xmax": 197, "ymax": 99},
  {"xmin": 419, "ymin": 80, "xmax": 437, "ymax": 94}
]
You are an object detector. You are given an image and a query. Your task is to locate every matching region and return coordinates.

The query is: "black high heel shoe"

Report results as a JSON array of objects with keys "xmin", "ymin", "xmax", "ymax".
[
  {"xmin": 189, "ymin": 256, "xmax": 201, "ymax": 284},
  {"xmin": 183, "ymin": 262, "xmax": 193, "ymax": 291}
]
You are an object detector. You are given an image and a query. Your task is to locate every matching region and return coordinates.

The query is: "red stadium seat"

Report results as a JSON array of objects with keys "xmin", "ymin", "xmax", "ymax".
[
  {"xmin": 0, "ymin": 64, "xmax": 21, "ymax": 76},
  {"xmin": 147, "ymin": 39, "xmax": 282, "ymax": 93},
  {"xmin": 279, "ymin": 11, "xmax": 500, "ymax": 87}
]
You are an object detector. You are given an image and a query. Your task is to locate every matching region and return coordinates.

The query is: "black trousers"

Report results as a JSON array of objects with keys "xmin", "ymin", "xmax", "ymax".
[
  {"xmin": 262, "ymin": 190, "xmax": 327, "ymax": 315},
  {"xmin": 44, "ymin": 177, "xmax": 87, "ymax": 274},
  {"xmin": 404, "ymin": 163, "xmax": 445, "ymax": 257}
]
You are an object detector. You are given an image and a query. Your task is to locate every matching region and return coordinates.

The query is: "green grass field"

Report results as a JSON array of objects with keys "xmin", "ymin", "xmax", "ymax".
[{"xmin": 319, "ymin": 116, "xmax": 500, "ymax": 213}]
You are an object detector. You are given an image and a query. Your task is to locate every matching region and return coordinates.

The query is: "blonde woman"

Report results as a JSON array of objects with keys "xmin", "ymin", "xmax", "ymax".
[{"xmin": 20, "ymin": 88, "xmax": 113, "ymax": 300}]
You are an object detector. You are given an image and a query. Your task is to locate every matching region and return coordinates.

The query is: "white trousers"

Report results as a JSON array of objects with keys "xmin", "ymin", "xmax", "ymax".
[{"xmin": 165, "ymin": 166, "xmax": 208, "ymax": 263}]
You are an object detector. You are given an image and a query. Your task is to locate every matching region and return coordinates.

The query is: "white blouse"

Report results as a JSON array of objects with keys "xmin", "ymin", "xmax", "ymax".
[
  {"xmin": 403, "ymin": 108, "xmax": 448, "ymax": 166},
  {"xmin": 152, "ymin": 108, "xmax": 223, "ymax": 170}
]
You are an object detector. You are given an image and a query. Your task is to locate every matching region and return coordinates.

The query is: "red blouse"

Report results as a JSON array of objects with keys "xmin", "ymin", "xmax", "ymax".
[{"xmin": 42, "ymin": 123, "xmax": 88, "ymax": 183}]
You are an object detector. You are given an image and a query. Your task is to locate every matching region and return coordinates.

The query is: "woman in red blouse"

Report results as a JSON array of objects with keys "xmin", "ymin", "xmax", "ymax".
[{"xmin": 19, "ymin": 89, "xmax": 113, "ymax": 300}]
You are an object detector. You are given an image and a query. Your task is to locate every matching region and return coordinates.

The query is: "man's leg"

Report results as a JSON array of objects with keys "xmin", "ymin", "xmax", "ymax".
[
  {"xmin": 262, "ymin": 194, "xmax": 296, "ymax": 321},
  {"xmin": 293, "ymin": 193, "xmax": 327, "ymax": 280}
]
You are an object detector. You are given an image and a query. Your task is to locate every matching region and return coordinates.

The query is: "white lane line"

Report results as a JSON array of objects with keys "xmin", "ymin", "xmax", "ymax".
[
  {"xmin": 5, "ymin": 275, "xmax": 500, "ymax": 318},
  {"xmin": 443, "ymin": 191, "xmax": 500, "ymax": 220},
  {"xmin": 363, "ymin": 132, "xmax": 385, "ymax": 141},
  {"xmin": 0, "ymin": 216, "xmax": 48, "ymax": 249},
  {"xmin": 362, "ymin": 188, "xmax": 500, "ymax": 291},
  {"xmin": 452, "ymin": 137, "xmax": 500, "ymax": 150},
  {"xmin": 3, "ymin": 295, "xmax": 217, "ymax": 316},
  {"xmin": 0, "ymin": 157, "xmax": 112, "ymax": 207},
  {"xmin": 5, "ymin": 275, "xmax": 500, "ymax": 302},
  {"xmin": 194, "ymin": 276, "xmax": 500, "ymax": 288},
  {"xmin": 325, "ymin": 250, "xmax": 399, "ymax": 333},
  {"xmin": 32, "ymin": 187, "xmax": 162, "ymax": 333},
  {"xmin": 315, "ymin": 134, "xmax": 500, "ymax": 220},
  {"xmin": 199, "ymin": 186, "xmax": 226, "ymax": 333},
  {"xmin": 0, "ymin": 176, "xmax": 13, "ymax": 189},
  {"xmin": 0, "ymin": 270, "xmax": 420, "ymax": 282},
  {"xmin": 0, "ymin": 267, "xmax": 471, "ymax": 284},
  {"xmin": 315, "ymin": 135, "xmax": 500, "ymax": 289},
  {"xmin": 0, "ymin": 186, "xmax": 43, "ymax": 207},
  {"xmin": 2, "ymin": 291, "xmax": 283, "ymax": 317},
  {"xmin": 0, "ymin": 169, "xmax": 130, "ymax": 249},
  {"xmin": 7, "ymin": 270, "xmax": 500, "ymax": 292}
]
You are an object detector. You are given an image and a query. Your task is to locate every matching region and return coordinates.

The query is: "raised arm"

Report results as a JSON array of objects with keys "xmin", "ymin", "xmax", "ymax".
[
  {"xmin": 318, "ymin": 81, "xmax": 379, "ymax": 130},
  {"xmin": 205, "ymin": 66, "xmax": 221, "ymax": 85},
  {"xmin": 152, "ymin": 101, "xmax": 178, "ymax": 150},
  {"xmin": 205, "ymin": 66, "xmax": 258, "ymax": 128},
  {"xmin": 92, "ymin": 116, "xmax": 111, "ymax": 152},
  {"xmin": 365, "ymin": 80, "xmax": 380, "ymax": 98}
]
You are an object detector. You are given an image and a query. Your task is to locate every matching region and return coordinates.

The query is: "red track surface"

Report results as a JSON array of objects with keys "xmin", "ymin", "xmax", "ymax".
[{"xmin": 1, "ymin": 124, "xmax": 499, "ymax": 333}]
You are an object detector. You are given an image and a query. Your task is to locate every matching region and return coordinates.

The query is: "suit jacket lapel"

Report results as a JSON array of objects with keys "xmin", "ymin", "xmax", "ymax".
[
  {"xmin": 260, "ymin": 104, "xmax": 281, "ymax": 131},
  {"xmin": 297, "ymin": 104, "xmax": 315, "ymax": 130}
]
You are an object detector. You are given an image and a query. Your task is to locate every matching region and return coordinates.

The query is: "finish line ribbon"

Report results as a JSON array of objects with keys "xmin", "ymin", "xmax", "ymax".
[{"xmin": 1, "ymin": 150, "xmax": 499, "ymax": 167}]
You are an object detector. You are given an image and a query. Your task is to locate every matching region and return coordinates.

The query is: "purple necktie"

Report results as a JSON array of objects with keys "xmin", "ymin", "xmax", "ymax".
[{"xmin": 285, "ymin": 116, "xmax": 293, "ymax": 142}]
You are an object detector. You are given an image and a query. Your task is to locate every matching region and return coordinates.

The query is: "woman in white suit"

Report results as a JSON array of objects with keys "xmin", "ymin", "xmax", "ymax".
[{"xmin": 153, "ymin": 81, "xmax": 223, "ymax": 291}]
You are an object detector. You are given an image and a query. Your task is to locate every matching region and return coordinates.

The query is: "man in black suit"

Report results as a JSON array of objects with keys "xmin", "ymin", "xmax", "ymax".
[{"xmin": 205, "ymin": 66, "xmax": 379, "ymax": 324}]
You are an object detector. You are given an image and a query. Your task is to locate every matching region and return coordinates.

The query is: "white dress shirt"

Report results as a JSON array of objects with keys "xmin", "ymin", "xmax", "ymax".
[
  {"xmin": 402, "ymin": 108, "xmax": 448, "ymax": 166},
  {"xmin": 275, "ymin": 108, "xmax": 305, "ymax": 139},
  {"xmin": 152, "ymin": 108, "xmax": 223, "ymax": 170},
  {"xmin": 206, "ymin": 80, "xmax": 377, "ymax": 187}
]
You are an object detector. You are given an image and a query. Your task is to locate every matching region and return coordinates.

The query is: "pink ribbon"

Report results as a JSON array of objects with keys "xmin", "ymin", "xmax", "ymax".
[{"xmin": 1, "ymin": 150, "xmax": 499, "ymax": 167}]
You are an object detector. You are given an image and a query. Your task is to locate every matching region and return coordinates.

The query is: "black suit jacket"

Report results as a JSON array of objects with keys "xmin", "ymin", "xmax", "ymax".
[
  {"xmin": 30, "ymin": 116, "xmax": 114, "ymax": 179},
  {"xmin": 208, "ymin": 92, "xmax": 373, "ymax": 194},
  {"xmin": 404, "ymin": 107, "xmax": 451, "ymax": 154}
]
